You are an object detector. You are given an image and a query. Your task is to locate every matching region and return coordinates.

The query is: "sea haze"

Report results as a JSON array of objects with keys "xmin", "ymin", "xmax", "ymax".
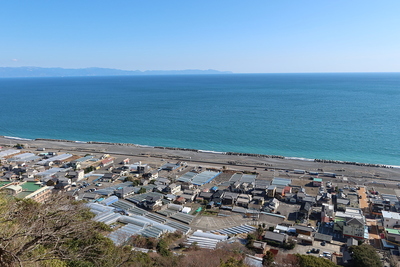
[{"xmin": 1, "ymin": 73, "xmax": 399, "ymax": 165}]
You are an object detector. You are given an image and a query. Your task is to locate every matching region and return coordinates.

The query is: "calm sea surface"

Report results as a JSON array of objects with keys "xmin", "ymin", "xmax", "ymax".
[{"xmin": 0, "ymin": 73, "xmax": 399, "ymax": 165}]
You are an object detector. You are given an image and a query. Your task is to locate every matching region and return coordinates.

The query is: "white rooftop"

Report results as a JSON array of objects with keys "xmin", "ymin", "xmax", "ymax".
[{"xmin": 382, "ymin": 211, "xmax": 400, "ymax": 220}]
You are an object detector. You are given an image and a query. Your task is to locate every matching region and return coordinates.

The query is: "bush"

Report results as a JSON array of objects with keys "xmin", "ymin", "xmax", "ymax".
[
  {"xmin": 282, "ymin": 239, "xmax": 296, "ymax": 250},
  {"xmin": 265, "ymin": 240, "xmax": 280, "ymax": 247}
]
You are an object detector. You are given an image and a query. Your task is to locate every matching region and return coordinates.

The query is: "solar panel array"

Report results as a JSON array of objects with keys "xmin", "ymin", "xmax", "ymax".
[
  {"xmin": 170, "ymin": 212, "xmax": 195, "ymax": 224},
  {"xmin": 191, "ymin": 171, "xmax": 221, "ymax": 185},
  {"xmin": 108, "ymin": 224, "xmax": 143, "ymax": 246},
  {"xmin": 255, "ymin": 179, "xmax": 270, "ymax": 189},
  {"xmin": 229, "ymin": 173, "xmax": 242, "ymax": 182},
  {"xmin": 177, "ymin": 171, "xmax": 221, "ymax": 185},
  {"xmin": 37, "ymin": 153, "xmax": 73, "ymax": 165},
  {"xmin": 156, "ymin": 209, "xmax": 176, "ymax": 217},
  {"xmin": 94, "ymin": 211, "xmax": 121, "ymax": 225},
  {"xmin": 0, "ymin": 149, "xmax": 20, "ymax": 158},
  {"xmin": 211, "ymin": 224, "xmax": 256, "ymax": 235},
  {"xmin": 184, "ymin": 230, "xmax": 228, "ymax": 249},
  {"xmin": 110, "ymin": 199, "xmax": 136, "ymax": 211},
  {"xmin": 272, "ymin": 177, "xmax": 292, "ymax": 186},
  {"xmin": 229, "ymin": 173, "xmax": 257, "ymax": 184},
  {"xmin": 177, "ymin": 172, "xmax": 197, "ymax": 183},
  {"xmin": 89, "ymin": 201, "xmax": 192, "ymax": 246},
  {"xmin": 9, "ymin": 153, "xmax": 40, "ymax": 162},
  {"xmin": 241, "ymin": 174, "xmax": 257, "ymax": 183}
]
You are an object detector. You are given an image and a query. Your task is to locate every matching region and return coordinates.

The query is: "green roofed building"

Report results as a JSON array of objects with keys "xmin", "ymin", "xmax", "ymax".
[
  {"xmin": 2, "ymin": 181, "xmax": 52, "ymax": 203},
  {"xmin": 312, "ymin": 178, "xmax": 322, "ymax": 187},
  {"xmin": 385, "ymin": 228, "xmax": 400, "ymax": 245}
]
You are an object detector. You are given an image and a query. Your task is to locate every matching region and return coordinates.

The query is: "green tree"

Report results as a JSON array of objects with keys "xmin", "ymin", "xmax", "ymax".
[
  {"xmin": 296, "ymin": 254, "xmax": 339, "ymax": 267},
  {"xmin": 156, "ymin": 239, "xmax": 171, "ymax": 257},
  {"xmin": 262, "ymin": 251, "xmax": 274, "ymax": 267},
  {"xmin": 14, "ymin": 143, "xmax": 24, "ymax": 149},
  {"xmin": 349, "ymin": 244, "xmax": 383, "ymax": 267},
  {"xmin": 256, "ymin": 225, "xmax": 264, "ymax": 240},
  {"xmin": 84, "ymin": 166, "xmax": 95, "ymax": 173},
  {"xmin": 0, "ymin": 195, "xmax": 126, "ymax": 267},
  {"xmin": 138, "ymin": 187, "xmax": 147, "ymax": 194},
  {"xmin": 125, "ymin": 176, "xmax": 140, "ymax": 186},
  {"xmin": 246, "ymin": 233, "xmax": 256, "ymax": 249},
  {"xmin": 219, "ymin": 257, "xmax": 246, "ymax": 267}
]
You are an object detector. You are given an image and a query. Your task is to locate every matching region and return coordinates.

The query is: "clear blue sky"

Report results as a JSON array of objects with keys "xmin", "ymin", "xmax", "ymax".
[{"xmin": 1, "ymin": 1, "xmax": 399, "ymax": 73}]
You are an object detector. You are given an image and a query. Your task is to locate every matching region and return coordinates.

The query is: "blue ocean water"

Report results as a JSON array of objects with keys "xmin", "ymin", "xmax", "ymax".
[{"xmin": 0, "ymin": 73, "xmax": 399, "ymax": 165}]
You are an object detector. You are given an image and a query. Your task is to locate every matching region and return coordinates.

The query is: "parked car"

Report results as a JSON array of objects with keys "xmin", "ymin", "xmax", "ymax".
[
  {"xmin": 321, "ymin": 241, "xmax": 326, "ymax": 246},
  {"xmin": 95, "ymin": 183, "xmax": 102, "ymax": 187},
  {"xmin": 323, "ymin": 252, "xmax": 331, "ymax": 258},
  {"xmin": 311, "ymin": 248, "xmax": 320, "ymax": 254}
]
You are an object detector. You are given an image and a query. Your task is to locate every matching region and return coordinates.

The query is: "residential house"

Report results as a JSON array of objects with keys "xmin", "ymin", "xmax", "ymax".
[
  {"xmin": 296, "ymin": 192, "xmax": 306, "ymax": 203},
  {"xmin": 294, "ymin": 225, "xmax": 315, "ymax": 236},
  {"xmin": 222, "ymin": 192, "xmax": 239, "ymax": 205},
  {"xmin": 336, "ymin": 198, "xmax": 350, "ymax": 212},
  {"xmin": 264, "ymin": 198, "xmax": 280, "ymax": 213},
  {"xmin": 99, "ymin": 173, "xmax": 119, "ymax": 183},
  {"xmin": 263, "ymin": 231, "xmax": 287, "ymax": 245},
  {"xmin": 66, "ymin": 170, "xmax": 85, "ymax": 182},
  {"xmin": 249, "ymin": 196, "xmax": 265, "ymax": 210},
  {"xmin": 267, "ymin": 185, "xmax": 276, "ymax": 198},
  {"xmin": 54, "ymin": 178, "xmax": 71, "ymax": 191},
  {"xmin": 174, "ymin": 196, "xmax": 185, "ymax": 205},
  {"xmin": 181, "ymin": 193, "xmax": 196, "ymax": 202},
  {"xmin": 140, "ymin": 195, "xmax": 163, "ymax": 211},
  {"xmin": 297, "ymin": 234, "xmax": 314, "ymax": 245},
  {"xmin": 252, "ymin": 241, "xmax": 268, "ymax": 254},
  {"xmin": 196, "ymin": 192, "xmax": 214, "ymax": 203},
  {"xmin": 236, "ymin": 194, "xmax": 252, "ymax": 208},
  {"xmin": 382, "ymin": 211, "xmax": 400, "ymax": 245},
  {"xmin": 251, "ymin": 189, "xmax": 266, "ymax": 197},
  {"xmin": 334, "ymin": 208, "xmax": 367, "ymax": 240},
  {"xmin": 299, "ymin": 202, "xmax": 312, "ymax": 219},
  {"xmin": 115, "ymin": 187, "xmax": 136, "ymax": 199},
  {"xmin": 160, "ymin": 162, "xmax": 180, "ymax": 172},
  {"xmin": 211, "ymin": 190, "xmax": 224, "ymax": 206},
  {"xmin": 321, "ymin": 203, "xmax": 335, "ymax": 223},
  {"xmin": 165, "ymin": 183, "xmax": 181, "ymax": 195},
  {"xmin": 3, "ymin": 171, "xmax": 20, "ymax": 181}
]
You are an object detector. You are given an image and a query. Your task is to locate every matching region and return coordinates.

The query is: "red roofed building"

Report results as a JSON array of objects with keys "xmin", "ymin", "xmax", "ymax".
[{"xmin": 100, "ymin": 157, "xmax": 114, "ymax": 167}]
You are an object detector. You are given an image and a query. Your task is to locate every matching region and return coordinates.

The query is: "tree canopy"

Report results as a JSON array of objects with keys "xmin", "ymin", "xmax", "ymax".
[
  {"xmin": 0, "ymin": 194, "xmax": 139, "ymax": 267},
  {"xmin": 348, "ymin": 244, "xmax": 383, "ymax": 267},
  {"xmin": 296, "ymin": 254, "xmax": 339, "ymax": 267}
]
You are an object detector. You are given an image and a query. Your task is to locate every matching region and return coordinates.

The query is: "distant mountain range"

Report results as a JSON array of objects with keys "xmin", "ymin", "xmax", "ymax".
[{"xmin": 0, "ymin": 67, "xmax": 233, "ymax": 77}]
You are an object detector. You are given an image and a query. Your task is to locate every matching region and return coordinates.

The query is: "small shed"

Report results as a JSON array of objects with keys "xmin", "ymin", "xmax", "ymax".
[
  {"xmin": 312, "ymin": 178, "xmax": 323, "ymax": 187},
  {"xmin": 181, "ymin": 207, "xmax": 191, "ymax": 214},
  {"xmin": 297, "ymin": 234, "xmax": 313, "ymax": 245}
]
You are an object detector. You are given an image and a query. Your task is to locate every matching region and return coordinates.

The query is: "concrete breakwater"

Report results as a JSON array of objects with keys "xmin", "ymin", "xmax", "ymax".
[
  {"xmin": 314, "ymin": 159, "xmax": 394, "ymax": 168},
  {"xmin": 225, "ymin": 152, "xmax": 285, "ymax": 159}
]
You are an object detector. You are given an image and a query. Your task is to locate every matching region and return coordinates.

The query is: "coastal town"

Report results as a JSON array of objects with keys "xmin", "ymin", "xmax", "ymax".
[{"xmin": 1, "ymin": 136, "xmax": 400, "ymax": 267}]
